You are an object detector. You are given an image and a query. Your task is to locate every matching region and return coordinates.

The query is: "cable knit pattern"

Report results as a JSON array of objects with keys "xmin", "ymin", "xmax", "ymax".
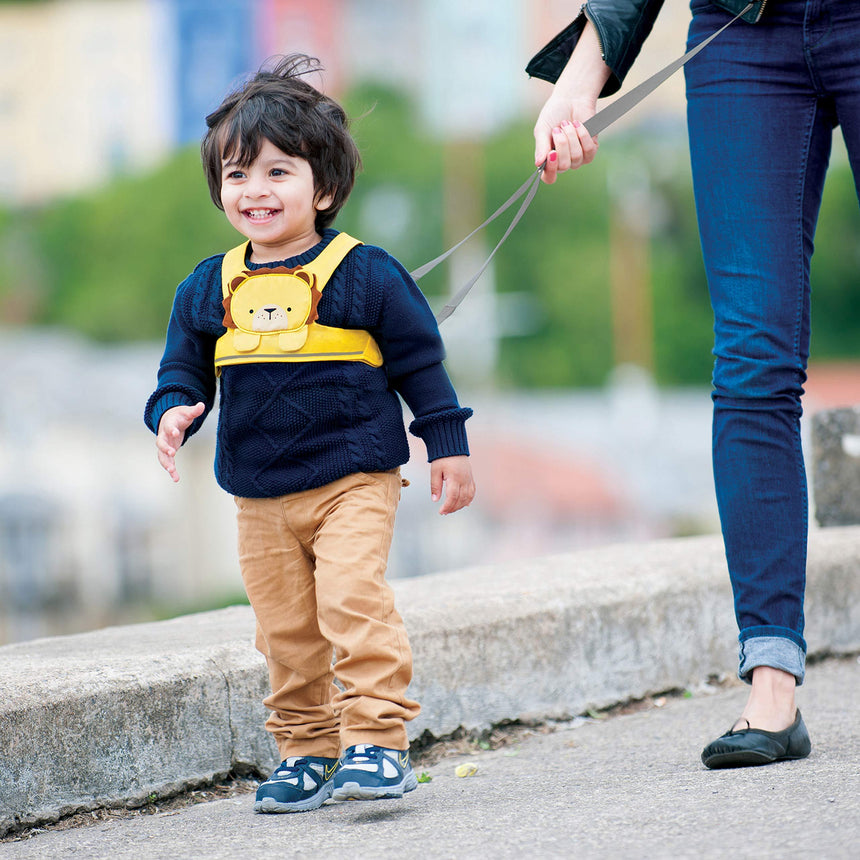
[{"xmin": 144, "ymin": 229, "xmax": 472, "ymax": 497}]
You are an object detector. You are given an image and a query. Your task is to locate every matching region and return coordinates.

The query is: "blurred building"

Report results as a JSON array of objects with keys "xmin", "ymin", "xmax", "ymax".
[
  {"xmin": 0, "ymin": 0, "xmax": 703, "ymax": 644},
  {"xmin": 0, "ymin": 329, "xmax": 239, "ymax": 643},
  {"xmin": 0, "ymin": 0, "xmax": 171, "ymax": 202},
  {"xmin": 0, "ymin": 331, "xmax": 848, "ymax": 646},
  {"xmin": 0, "ymin": 328, "xmax": 723, "ymax": 646},
  {"xmin": 0, "ymin": 0, "xmax": 693, "ymax": 206}
]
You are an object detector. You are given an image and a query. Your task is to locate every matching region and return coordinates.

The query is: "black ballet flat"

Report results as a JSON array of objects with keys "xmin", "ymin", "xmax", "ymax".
[{"xmin": 701, "ymin": 709, "xmax": 812, "ymax": 769}]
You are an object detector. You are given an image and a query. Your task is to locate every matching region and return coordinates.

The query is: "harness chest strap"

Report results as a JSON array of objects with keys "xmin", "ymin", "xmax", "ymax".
[{"xmin": 214, "ymin": 232, "xmax": 384, "ymax": 374}]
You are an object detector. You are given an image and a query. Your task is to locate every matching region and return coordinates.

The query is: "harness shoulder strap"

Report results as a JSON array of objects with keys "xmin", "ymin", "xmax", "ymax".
[
  {"xmin": 306, "ymin": 232, "xmax": 362, "ymax": 287},
  {"xmin": 222, "ymin": 242, "xmax": 250, "ymax": 299},
  {"xmin": 221, "ymin": 233, "xmax": 362, "ymax": 297}
]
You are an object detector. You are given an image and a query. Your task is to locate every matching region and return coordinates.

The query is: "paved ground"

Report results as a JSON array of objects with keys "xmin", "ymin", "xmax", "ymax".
[{"xmin": 4, "ymin": 655, "xmax": 858, "ymax": 860}]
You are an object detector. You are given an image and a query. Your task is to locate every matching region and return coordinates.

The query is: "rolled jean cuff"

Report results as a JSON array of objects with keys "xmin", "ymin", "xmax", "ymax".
[{"xmin": 738, "ymin": 628, "xmax": 807, "ymax": 686}]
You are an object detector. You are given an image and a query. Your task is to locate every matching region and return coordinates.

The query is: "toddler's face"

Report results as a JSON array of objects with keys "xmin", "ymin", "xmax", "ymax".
[{"xmin": 220, "ymin": 138, "xmax": 333, "ymax": 261}]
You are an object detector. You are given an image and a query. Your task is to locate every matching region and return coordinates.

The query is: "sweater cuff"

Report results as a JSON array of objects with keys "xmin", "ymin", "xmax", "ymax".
[
  {"xmin": 409, "ymin": 407, "xmax": 472, "ymax": 461},
  {"xmin": 144, "ymin": 390, "xmax": 198, "ymax": 436}
]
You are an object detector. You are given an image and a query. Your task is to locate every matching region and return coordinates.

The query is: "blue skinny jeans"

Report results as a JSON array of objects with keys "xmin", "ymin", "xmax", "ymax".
[{"xmin": 684, "ymin": 0, "xmax": 860, "ymax": 684}]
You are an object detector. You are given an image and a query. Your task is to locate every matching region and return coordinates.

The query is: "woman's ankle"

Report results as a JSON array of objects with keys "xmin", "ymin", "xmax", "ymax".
[{"xmin": 738, "ymin": 666, "xmax": 797, "ymax": 731}]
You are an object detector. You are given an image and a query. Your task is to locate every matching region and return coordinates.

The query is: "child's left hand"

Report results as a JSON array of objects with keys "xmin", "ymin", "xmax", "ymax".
[{"xmin": 430, "ymin": 455, "xmax": 476, "ymax": 515}]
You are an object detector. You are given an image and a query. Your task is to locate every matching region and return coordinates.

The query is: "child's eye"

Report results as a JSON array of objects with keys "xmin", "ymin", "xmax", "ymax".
[
  {"xmin": 225, "ymin": 170, "xmax": 246, "ymax": 180},
  {"xmin": 270, "ymin": 168, "xmax": 287, "ymax": 177}
]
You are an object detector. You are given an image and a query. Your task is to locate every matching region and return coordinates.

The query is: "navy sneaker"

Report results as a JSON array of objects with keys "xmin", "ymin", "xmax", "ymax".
[
  {"xmin": 331, "ymin": 744, "xmax": 418, "ymax": 801},
  {"xmin": 254, "ymin": 755, "xmax": 339, "ymax": 813}
]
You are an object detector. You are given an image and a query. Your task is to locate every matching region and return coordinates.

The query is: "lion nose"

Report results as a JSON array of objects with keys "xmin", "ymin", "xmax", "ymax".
[{"xmin": 264, "ymin": 307, "xmax": 277, "ymax": 317}]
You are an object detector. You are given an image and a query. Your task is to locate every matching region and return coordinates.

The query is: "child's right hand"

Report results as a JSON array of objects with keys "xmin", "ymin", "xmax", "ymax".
[
  {"xmin": 430, "ymin": 455, "xmax": 476, "ymax": 516},
  {"xmin": 156, "ymin": 403, "xmax": 205, "ymax": 482}
]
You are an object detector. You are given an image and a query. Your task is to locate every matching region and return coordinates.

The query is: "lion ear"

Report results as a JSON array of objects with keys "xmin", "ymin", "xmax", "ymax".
[
  {"xmin": 222, "ymin": 274, "xmax": 248, "ymax": 329},
  {"xmin": 222, "ymin": 294, "xmax": 235, "ymax": 329},
  {"xmin": 306, "ymin": 275, "xmax": 322, "ymax": 325}
]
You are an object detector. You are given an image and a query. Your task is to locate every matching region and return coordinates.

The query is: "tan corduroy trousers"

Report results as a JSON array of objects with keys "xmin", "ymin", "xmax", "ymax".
[{"xmin": 234, "ymin": 469, "xmax": 419, "ymax": 760}]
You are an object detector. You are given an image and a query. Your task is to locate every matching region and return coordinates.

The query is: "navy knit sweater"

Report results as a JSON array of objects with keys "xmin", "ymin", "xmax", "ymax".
[{"xmin": 144, "ymin": 229, "xmax": 472, "ymax": 498}]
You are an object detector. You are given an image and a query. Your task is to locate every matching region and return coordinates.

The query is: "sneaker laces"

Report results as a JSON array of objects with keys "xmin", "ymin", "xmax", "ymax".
[
  {"xmin": 275, "ymin": 757, "xmax": 308, "ymax": 774},
  {"xmin": 341, "ymin": 744, "xmax": 382, "ymax": 766},
  {"xmin": 270, "ymin": 757, "xmax": 320, "ymax": 785}
]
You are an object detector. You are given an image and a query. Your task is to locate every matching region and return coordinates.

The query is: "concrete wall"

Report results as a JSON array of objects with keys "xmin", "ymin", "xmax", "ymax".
[{"xmin": 2, "ymin": 527, "xmax": 859, "ymax": 836}]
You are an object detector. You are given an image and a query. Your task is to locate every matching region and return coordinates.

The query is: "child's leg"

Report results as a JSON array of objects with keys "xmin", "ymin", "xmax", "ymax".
[
  {"xmin": 298, "ymin": 470, "xmax": 420, "ymax": 751},
  {"xmin": 234, "ymin": 495, "xmax": 341, "ymax": 761}
]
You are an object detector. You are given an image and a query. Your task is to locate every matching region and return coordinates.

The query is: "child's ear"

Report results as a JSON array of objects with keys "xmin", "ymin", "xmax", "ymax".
[{"xmin": 315, "ymin": 190, "xmax": 335, "ymax": 212}]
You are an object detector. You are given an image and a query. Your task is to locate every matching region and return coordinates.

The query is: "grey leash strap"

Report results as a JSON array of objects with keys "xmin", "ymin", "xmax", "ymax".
[
  {"xmin": 433, "ymin": 168, "xmax": 543, "ymax": 324},
  {"xmin": 583, "ymin": 2, "xmax": 753, "ymax": 136},
  {"xmin": 409, "ymin": 166, "xmax": 544, "ymax": 282},
  {"xmin": 416, "ymin": 2, "xmax": 753, "ymax": 323}
]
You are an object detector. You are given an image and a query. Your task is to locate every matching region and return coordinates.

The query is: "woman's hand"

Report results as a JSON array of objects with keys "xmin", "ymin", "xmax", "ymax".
[
  {"xmin": 532, "ymin": 20, "xmax": 612, "ymax": 184},
  {"xmin": 534, "ymin": 95, "xmax": 601, "ymax": 183}
]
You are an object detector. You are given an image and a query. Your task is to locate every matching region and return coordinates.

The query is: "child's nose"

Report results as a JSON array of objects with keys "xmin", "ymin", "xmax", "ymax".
[{"xmin": 246, "ymin": 174, "xmax": 271, "ymax": 197}]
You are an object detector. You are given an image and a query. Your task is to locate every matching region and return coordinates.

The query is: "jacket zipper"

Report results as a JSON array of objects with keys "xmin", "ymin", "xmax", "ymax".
[{"xmin": 581, "ymin": 4, "xmax": 606, "ymax": 60}]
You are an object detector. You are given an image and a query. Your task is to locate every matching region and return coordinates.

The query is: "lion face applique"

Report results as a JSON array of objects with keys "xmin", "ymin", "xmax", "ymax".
[
  {"xmin": 221, "ymin": 266, "xmax": 323, "ymax": 353},
  {"xmin": 214, "ymin": 234, "xmax": 383, "ymax": 373}
]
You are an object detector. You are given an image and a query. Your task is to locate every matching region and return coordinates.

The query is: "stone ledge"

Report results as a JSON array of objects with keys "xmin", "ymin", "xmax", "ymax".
[
  {"xmin": 812, "ymin": 407, "xmax": 860, "ymax": 526},
  {"xmin": 2, "ymin": 528, "xmax": 859, "ymax": 836}
]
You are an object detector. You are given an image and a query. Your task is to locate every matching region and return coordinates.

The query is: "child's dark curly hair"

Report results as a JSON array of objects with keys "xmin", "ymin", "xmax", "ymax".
[{"xmin": 201, "ymin": 54, "xmax": 360, "ymax": 232}]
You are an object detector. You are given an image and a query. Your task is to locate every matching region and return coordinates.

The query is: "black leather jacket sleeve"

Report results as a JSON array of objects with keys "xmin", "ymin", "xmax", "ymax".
[
  {"xmin": 525, "ymin": 0, "xmax": 667, "ymax": 97},
  {"xmin": 525, "ymin": 0, "xmax": 765, "ymax": 97}
]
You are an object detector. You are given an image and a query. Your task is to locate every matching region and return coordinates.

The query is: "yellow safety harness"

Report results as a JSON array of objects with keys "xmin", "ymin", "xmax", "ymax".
[{"xmin": 214, "ymin": 232, "xmax": 383, "ymax": 375}]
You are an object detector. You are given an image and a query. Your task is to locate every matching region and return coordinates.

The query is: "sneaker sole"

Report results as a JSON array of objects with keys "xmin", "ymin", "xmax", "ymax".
[
  {"xmin": 254, "ymin": 784, "xmax": 332, "ymax": 813},
  {"xmin": 331, "ymin": 771, "xmax": 418, "ymax": 802}
]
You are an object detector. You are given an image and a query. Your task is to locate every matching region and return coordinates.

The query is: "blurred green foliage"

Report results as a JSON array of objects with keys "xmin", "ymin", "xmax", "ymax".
[
  {"xmin": 1, "ymin": 82, "xmax": 858, "ymax": 387},
  {"xmin": 0, "ymin": 148, "xmax": 238, "ymax": 341},
  {"xmin": 808, "ymin": 162, "xmax": 860, "ymax": 357}
]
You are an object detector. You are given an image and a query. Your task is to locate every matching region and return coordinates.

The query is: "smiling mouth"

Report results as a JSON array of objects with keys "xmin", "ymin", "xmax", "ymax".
[{"xmin": 243, "ymin": 208, "xmax": 279, "ymax": 220}]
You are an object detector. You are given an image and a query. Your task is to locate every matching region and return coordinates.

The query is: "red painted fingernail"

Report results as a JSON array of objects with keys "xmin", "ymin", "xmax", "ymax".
[{"xmin": 548, "ymin": 151, "xmax": 557, "ymax": 162}]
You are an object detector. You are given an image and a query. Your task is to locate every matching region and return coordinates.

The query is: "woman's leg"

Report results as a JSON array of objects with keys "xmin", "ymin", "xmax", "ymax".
[{"xmin": 685, "ymin": 0, "xmax": 835, "ymax": 730}]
